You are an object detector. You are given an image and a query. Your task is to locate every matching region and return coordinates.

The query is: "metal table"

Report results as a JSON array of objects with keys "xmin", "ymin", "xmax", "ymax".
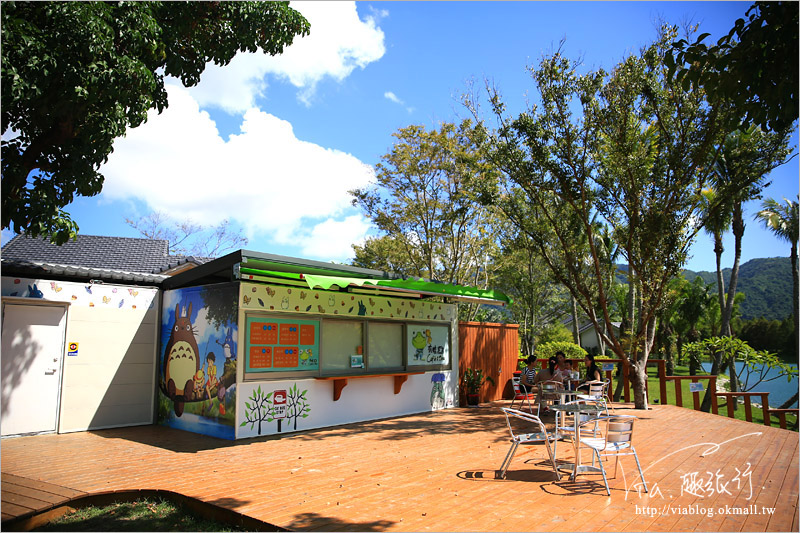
[{"xmin": 550, "ymin": 402, "xmax": 606, "ymax": 479}]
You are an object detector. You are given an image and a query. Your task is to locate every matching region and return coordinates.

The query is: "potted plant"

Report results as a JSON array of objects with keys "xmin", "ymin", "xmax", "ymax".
[{"xmin": 463, "ymin": 368, "xmax": 495, "ymax": 407}]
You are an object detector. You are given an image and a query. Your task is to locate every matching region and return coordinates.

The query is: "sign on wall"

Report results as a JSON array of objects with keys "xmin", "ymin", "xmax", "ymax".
[
  {"xmin": 246, "ymin": 316, "xmax": 320, "ymax": 372},
  {"xmin": 407, "ymin": 325, "xmax": 450, "ymax": 366}
]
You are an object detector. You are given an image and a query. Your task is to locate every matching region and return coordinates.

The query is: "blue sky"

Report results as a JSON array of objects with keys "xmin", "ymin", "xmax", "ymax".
[{"xmin": 3, "ymin": 1, "xmax": 797, "ymax": 273}]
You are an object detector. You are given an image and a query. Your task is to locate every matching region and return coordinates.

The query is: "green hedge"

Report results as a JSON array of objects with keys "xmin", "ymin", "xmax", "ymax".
[{"xmin": 536, "ymin": 341, "xmax": 587, "ymax": 361}]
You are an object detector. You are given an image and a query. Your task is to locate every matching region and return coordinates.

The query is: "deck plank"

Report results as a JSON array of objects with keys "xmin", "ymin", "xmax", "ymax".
[{"xmin": 1, "ymin": 402, "xmax": 796, "ymax": 532}]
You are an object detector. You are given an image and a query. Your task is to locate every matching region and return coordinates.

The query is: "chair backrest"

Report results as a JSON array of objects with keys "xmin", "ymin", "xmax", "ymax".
[
  {"xmin": 585, "ymin": 380, "xmax": 607, "ymax": 399},
  {"xmin": 605, "ymin": 415, "xmax": 636, "ymax": 445},
  {"xmin": 563, "ymin": 399, "xmax": 603, "ymax": 424},
  {"xmin": 501, "ymin": 407, "xmax": 548, "ymax": 441},
  {"xmin": 512, "ymin": 373, "xmax": 523, "ymax": 395}
]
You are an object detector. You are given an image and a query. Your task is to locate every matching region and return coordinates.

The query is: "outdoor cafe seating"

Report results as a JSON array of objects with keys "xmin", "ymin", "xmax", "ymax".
[
  {"xmin": 575, "ymin": 414, "xmax": 649, "ymax": 495},
  {"xmin": 576, "ymin": 379, "xmax": 611, "ymax": 411},
  {"xmin": 509, "ymin": 371, "xmax": 536, "ymax": 413},
  {"xmin": 498, "ymin": 407, "xmax": 560, "ymax": 481}
]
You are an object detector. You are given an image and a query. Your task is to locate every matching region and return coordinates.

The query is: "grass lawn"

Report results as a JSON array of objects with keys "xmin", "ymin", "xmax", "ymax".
[{"xmin": 33, "ymin": 497, "xmax": 245, "ymax": 532}]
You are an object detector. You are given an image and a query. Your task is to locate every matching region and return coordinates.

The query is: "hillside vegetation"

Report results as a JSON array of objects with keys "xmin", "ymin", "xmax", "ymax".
[{"xmin": 682, "ymin": 257, "xmax": 792, "ymax": 321}]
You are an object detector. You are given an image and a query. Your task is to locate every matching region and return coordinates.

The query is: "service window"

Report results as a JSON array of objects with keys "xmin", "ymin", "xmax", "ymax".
[
  {"xmin": 367, "ymin": 322, "xmax": 404, "ymax": 371},
  {"xmin": 321, "ymin": 319, "xmax": 364, "ymax": 374},
  {"xmin": 245, "ymin": 315, "xmax": 319, "ymax": 379}
]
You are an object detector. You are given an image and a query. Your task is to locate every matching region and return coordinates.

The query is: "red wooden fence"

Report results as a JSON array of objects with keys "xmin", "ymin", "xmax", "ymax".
[{"xmin": 458, "ymin": 322, "xmax": 519, "ymax": 404}]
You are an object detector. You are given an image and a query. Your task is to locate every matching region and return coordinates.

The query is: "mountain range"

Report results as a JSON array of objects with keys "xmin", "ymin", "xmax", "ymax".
[{"xmin": 682, "ymin": 257, "xmax": 793, "ymax": 321}]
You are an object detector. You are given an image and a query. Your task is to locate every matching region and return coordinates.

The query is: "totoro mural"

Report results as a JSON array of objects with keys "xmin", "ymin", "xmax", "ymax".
[{"xmin": 158, "ymin": 282, "xmax": 238, "ymax": 440}]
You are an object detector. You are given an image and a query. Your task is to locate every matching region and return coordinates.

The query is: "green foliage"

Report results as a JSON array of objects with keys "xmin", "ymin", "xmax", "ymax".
[
  {"xmin": 682, "ymin": 336, "xmax": 798, "ymax": 392},
  {"xmin": 735, "ymin": 316, "xmax": 797, "ymax": 363},
  {"xmin": 535, "ymin": 322, "xmax": 573, "ymax": 346},
  {"xmin": 1, "ymin": 1, "xmax": 309, "ymax": 244},
  {"xmin": 536, "ymin": 341, "xmax": 587, "ymax": 361},
  {"xmin": 467, "ymin": 28, "xmax": 733, "ymax": 410},
  {"xmin": 683, "ymin": 257, "xmax": 793, "ymax": 321},
  {"xmin": 462, "ymin": 368, "xmax": 495, "ymax": 394},
  {"xmin": 350, "ymin": 120, "xmax": 500, "ymax": 321},
  {"xmin": 667, "ymin": 2, "xmax": 798, "ymax": 132}
]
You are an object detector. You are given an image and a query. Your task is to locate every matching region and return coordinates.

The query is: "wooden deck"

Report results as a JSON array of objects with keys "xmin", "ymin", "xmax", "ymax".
[{"xmin": 1, "ymin": 403, "xmax": 797, "ymax": 532}]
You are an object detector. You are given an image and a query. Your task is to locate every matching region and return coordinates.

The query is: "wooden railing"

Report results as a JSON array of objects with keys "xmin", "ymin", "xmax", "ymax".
[
  {"xmin": 655, "ymin": 370, "xmax": 796, "ymax": 430},
  {"xmin": 715, "ymin": 392, "xmax": 770, "ymax": 426},
  {"xmin": 664, "ymin": 375, "xmax": 718, "ymax": 413},
  {"xmin": 525, "ymin": 355, "xmax": 795, "ymax": 430},
  {"xmin": 766, "ymin": 408, "xmax": 800, "ymax": 429}
]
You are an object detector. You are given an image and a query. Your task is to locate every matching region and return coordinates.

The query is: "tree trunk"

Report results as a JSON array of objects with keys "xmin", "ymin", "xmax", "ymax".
[
  {"xmin": 700, "ymin": 346, "xmax": 723, "ymax": 412},
  {"xmin": 630, "ymin": 315, "xmax": 656, "ymax": 410},
  {"xmin": 571, "ymin": 296, "xmax": 581, "ymax": 346},
  {"xmin": 792, "ymin": 241, "xmax": 799, "ymax": 358},
  {"xmin": 779, "ymin": 391, "xmax": 799, "ymax": 410},
  {"xmin": 595, "ymin": 319, "xmax": 606, "ymax": 355},
  {"xmin": 721, "ymin": 202, "xmax": 745, "ymax": 336},
  {"xmin": 714, "ymin": 232, "xmax": 726, "ymax": 318}
]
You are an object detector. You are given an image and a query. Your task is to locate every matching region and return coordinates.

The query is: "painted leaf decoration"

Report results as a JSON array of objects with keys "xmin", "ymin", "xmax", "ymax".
[{"xmin": 258, "ymin": 298, "xmax": 264, "ymax": 307}]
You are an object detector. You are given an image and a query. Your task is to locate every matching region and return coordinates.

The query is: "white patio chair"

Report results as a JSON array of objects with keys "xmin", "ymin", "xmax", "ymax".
[
  {"xmin": 509, "ymin": 373, "xmax": 536, "ymax": 413},
  {"xmin": 576, "ymin": 379, "xmax": 611, "ymax": 412},
  {"xmin": 498, "ymin": 407, "xmax": 560, "ymax": 480},
  {"xmin": 536, "ymin": 380, "xmax": 563, "ymax": 417},
  {"xmin": 576, "ymin": 414, "xmax": 648, "ymax": 495},
  {"xmin": 553, "ymin": 399, "xmax": 603, "ymax": 458}
]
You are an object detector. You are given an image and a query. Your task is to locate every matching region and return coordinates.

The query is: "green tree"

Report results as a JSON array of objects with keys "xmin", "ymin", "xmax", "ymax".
[
  {"xmin": 698, "ymin": 186, "xmax": 733, "ymax": 323},
  {"xmin": 755, "ymin": 196, "xmax": 799, "ymax": 357},
  {"xmin": 468, "ymin": 30, "xmax": 733, "ymax": 409},
  {"xmin": 2, "ymin": 1, "xmax": 309, "ymax": 244},
  {"xmin": 491, "ymin": 227, "xmax": 570, "ymax": 358},
  {"xmin": 710, "ymin": 127, "xmax": 794, "ymax": 340},
  {"xmin": 667, "ymin": 1, "xmax": 798, "ymax": 132},
  {"xmin": 350, "ymin": 120, "xmax": 499, "ymax": 321}
]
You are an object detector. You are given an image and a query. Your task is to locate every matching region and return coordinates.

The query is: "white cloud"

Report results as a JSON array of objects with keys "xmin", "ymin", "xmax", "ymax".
[
  {"xmin": 384, "ymin": 91, "xmax": 402, "ymax": 104},
  {"xmin": 384, "ymin": 91, "xmax": 414, "ymax": 114},
  {"xmin": 299, "ymin": 215, "xmax": 372, "ymax": 260},
  {"xmin": 101, "ymin": 83, "xmax": 375, "ymax": 261},
  {"xmin": 187, "ymin": 1, "xmax": 386, "ymax": 112}
]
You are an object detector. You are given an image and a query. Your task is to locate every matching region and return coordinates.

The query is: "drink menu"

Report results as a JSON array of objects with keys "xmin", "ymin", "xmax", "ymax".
[{"xmin": 246, "ymin": 316, "xmax": 319, "ymax": 372}]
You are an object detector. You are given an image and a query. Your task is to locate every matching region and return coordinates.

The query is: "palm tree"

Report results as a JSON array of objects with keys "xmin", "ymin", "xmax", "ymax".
[
  {"xmin": 756, "ymin": 196, "xmax": 799, "ymax": 365},
  {"xmin": 699, "ymin": 186, "xmax": 733, "ymax": 332}
]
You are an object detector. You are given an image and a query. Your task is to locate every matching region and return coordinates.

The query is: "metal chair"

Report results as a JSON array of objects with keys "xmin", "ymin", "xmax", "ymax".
[
  {"xmin": 576, "ymin": 379, "xmax": 611, "ymax": 413},
  {"xmin": 510, "ymin": 373, "xmax": 536, "ymax": 413},
  {"xmin": 536, "ymin": 380, "xmax": 563, "ymax": 417},
  {"xmin": 576, "ymin": 414, "xmax": 648, "ymax": 495},
  {"xmin": 498, "ymin": 408, "xmax": 560, "ymax": 480},
  {"xmin": 553, "ymin": 399, "xmax": 603, "ymax": 458}
]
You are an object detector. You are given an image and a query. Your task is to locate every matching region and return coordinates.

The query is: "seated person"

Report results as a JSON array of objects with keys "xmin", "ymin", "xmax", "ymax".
[
  {"xmin": 519, "ymin": 355, "xmax": 538, "ymax": 392},
  {"xmin": 533, "ymin": 356, "xmax": 560, "ymax": 412},
  {"xmin": 577, "ymin": 354, "xmax": 603, "ymax": 391},
  {"xmin": 552, "ymin": 351, "xmax": 571, "ymax": 382}
]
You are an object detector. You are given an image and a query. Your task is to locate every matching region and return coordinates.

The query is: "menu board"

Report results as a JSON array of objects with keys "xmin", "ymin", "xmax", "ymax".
[
  {"xmin": 406, "ymin": 325, "xmax": 450, "ymax": 366},
  {"xmin": 246, "ymin": 316, "xmax": 319, "ymax": 372}
]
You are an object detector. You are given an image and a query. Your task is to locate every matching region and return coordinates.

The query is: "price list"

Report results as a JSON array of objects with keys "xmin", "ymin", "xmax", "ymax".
[{"xmin": 246, "ymin": 316, "xmax": 319, "ymax": 373}]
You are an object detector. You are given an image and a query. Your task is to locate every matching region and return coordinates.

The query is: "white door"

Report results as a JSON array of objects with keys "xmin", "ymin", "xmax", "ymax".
[{"xmin": 1, "ymin": 303, "xmax": 67, "ymax": 436}]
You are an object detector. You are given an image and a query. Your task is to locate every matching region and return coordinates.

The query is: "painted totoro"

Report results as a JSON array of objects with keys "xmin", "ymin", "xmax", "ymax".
[{"xmin": 163, "ymin": 303, "xmax": 200, "ymax": 416}]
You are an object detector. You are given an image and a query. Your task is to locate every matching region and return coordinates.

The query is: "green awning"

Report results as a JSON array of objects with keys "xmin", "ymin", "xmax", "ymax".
[{"xmin": 238, "ymin": 267, "xmax": 511, "ymax": 305}]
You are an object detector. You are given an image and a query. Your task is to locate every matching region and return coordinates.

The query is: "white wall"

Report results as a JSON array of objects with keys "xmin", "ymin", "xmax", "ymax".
[
  {"xmin": 1, "ymin": 277, "xmax": 160, "ymax": 432},
  {"xmin": 236, "ymin": 371, "xmax": 457, "ymax": 438}
]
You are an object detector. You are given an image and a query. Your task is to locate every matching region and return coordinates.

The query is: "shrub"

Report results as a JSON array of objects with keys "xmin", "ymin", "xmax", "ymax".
[{"xmin": 536, "ymin": 341, "xmax": 587, "ymax": 361}]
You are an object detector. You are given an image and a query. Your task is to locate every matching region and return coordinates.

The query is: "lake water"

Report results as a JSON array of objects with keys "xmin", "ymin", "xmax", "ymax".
[{"xmin": 702, "ymin": 362, "xmax": 798, "ymax": 408}]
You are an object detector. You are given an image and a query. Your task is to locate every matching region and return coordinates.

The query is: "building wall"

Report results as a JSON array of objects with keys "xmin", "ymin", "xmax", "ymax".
[{"xmin": 1, "ymin": 277, "xmax": 160, "ymax": 433}]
